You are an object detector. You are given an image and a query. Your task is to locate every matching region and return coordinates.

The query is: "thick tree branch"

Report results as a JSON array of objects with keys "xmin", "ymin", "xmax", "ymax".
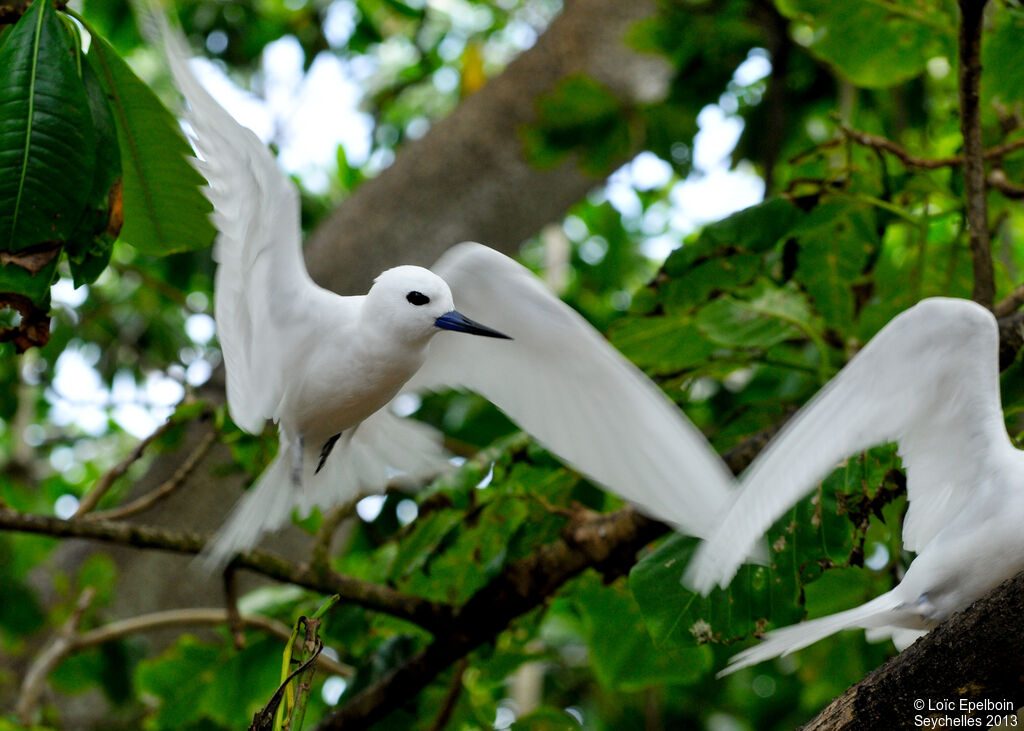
[
  {"xmin": 316, "ymin": 507, "xmax": 666, "ymax": 731},
  {"xmin": 303, "ymin": 0, "xmax": 669, "ymax": 295},
  {"xmin": 801, "ymin": 571, "xmax": 1024, "ymax": 730},
  {"xmin": 312, "ymin": 426, "xmax": 784, "ymax": 731},
  {"xmin": 312, "ymin": 316, "xmax": 1024, "ymax": 728},
  {"xmin": 958, "ymin": 0, "xmax": 995, "ymax": 308}
]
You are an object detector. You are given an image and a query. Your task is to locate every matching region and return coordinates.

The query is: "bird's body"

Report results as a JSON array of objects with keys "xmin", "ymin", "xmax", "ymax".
[
  {"xmin": 683, "ymin": 297, "xmax": 1024, "ymax": 675},
  {"xmin": 157, "ymin": 16, "xmax": 738, "ymax": 571}
]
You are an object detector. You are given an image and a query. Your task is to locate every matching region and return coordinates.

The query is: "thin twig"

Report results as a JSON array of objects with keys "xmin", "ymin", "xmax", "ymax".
[
  {"xmin": 87, "ymin": 428, "xmax": 217, "ymax": 521},
  {"xmin": 17, "ymin": 602, "xmax": 353, "ymax": 726},
  {"xmin": 838, "ymin": 123, "xmax": 1024, "ymax": 170},
  {"xmin": 987, "ymin": 169, "xmax": 1024, "ymax": 200},
  {"xmin": 426, "ymin": 657, "xmax": 469, "ymax": 731},
  {"xmin": 17, "ymin": 587, "xmax": 96, "ymax": 723},
  {"xmin": 838, "ymin": 124, "xmax": 960, "ymax": 169},
  {"xmin": 224, "ymin": 566, "xmax": 246, "ymax": 650},
  {"xmin": 958, "ymin": 0, "xmax": 995, "ymax": 308},
  {"xmin": 72, "ymin": 419, "xmax": 178, "ymax": 518}
]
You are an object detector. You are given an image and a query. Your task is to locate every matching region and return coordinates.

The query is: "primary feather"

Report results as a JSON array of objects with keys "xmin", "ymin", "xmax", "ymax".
[
  {"xmin": 683, "ymin": 297, "xmax": 1024, "ymax": 674},
  {"xmin": 156, "ymin": 16, "xmax": 738, "ymax": 571}
]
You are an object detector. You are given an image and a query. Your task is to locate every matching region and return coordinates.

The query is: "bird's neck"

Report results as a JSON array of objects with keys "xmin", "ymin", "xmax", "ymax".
[{"xmin": 352, "ymin": 325, "xmax": 430, "ymax": 376}]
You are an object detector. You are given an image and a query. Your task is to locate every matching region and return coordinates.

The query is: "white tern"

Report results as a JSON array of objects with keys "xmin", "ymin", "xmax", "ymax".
[
  {"xmin": 683, "ymin": 297, "xmax": 1024, "ymax": 676},
  {"xmin": 157, "ymin": 20, "xmax": 738, "ymax": 571}
]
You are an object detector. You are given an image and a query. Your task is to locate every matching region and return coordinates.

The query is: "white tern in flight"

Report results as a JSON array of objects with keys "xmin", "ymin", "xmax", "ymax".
[
  {"xmin": 683, "ymin": 297, "xmax": 1024, "ymax": 676},
  {"xmin": 156, "ymin": 19, "xmax": 738, "ymax": 571}
]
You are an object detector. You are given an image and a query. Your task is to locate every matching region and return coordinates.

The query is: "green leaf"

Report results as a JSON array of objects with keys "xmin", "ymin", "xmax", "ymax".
[
  {"xmin": 523, "ymin": 75, "xmax": 632, "ymax": 176},
  {"xmin": 66, "ymin": 52, "xmax": 122, "ymax": 287},
  {"xmin": 774, "ymin": 0, "xmax": 954, "ymax": 88},
  {"xmin": 136, "ymin": 635, "xmax": 281, "ymax": 729},
  {"xmin": 388, "ymin": 508, "xmax": 463, "ymax": 582},
  {"xmin": 608, "ymin": 316, "xmax": 718, "ymax": 375},
  {"xmin": 661, "ymin": 253, "xmax": 763, "ymax": 313},
  {"xmin": 84, "ymin": 26, "xmax": 215, "ymax": 255},
  {"xmin": 398, "ymin": 498, "xmax": 530, "ymax": 604},
  {"xmin": 695, "ymin": 287, "xmax": 812, "ymax": 349},
  {"xmin": 631, "ymin": 447, "xmax": 900, "ymax": 652},
  {"xmin": 982, "ymin": 8, "xmax": 1024, "ymax": 104},
  {"xmin": 792, "ymin": 200, "xmax": 878, "ymax": 330},
  {"xmin": 0, "ymin": 0, "xmax": 94, "ymax": 302},
  {"xmin": 572, "ymin": 572, "xmax": 712, "ymax": 690},
  {"xmin": 665, "ymin": 198, "xmax": 803, "ymax": 275},
  {"xmin": 630, "ymin": 534, "xmax": 800, "ymax": 650}
]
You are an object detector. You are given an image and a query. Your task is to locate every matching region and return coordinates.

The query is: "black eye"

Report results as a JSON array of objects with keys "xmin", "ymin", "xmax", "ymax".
[{"xmin": 406, "ymin": 291, "xmax": 430, "ymax": 306}]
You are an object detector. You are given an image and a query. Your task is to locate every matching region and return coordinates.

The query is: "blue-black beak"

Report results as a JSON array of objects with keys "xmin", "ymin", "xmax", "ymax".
[{"xmin": 435, "ymin": 310, "xmax": 512, "ymax": 340}]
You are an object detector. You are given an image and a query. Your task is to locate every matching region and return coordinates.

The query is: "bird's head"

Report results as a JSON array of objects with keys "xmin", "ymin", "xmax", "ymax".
[{"xmin": 366, "ymin": 266, "xmax": 510, "ymax": 344}]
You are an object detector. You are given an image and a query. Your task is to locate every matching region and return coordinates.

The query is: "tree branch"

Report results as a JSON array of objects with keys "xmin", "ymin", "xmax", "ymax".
[
  {"xmin": 303, "ymin": 0, "xmax": 669, "ymax": 295},
  {"xmin": 0, "ymin": 508, "xmax": 453, "ymax": 631},
  {"xmin": 312, "ymin": 426, "xmax": 783, "ymax": 731},
  {"xmin": 16, "ymin": 587, "xmax": 96, "ymax": 723},
  {"xmin": 86, "ymin": 428, "xmax": 217, "ymax": 522},
  {"xmin": 312, "ymin": 316, "xmax": 1024, "ymax": 729},
  {"xmin": 16, "ymin": 605, "xmax": 353, "ymax": 724},
  {"xmin": 994, "ymin": 282, "xmax": 1024, "ymax": 317},
  {"xmin": 72, "ymin": 417, "xmax": 179, "ymax": 518},
  {"xmin": 801, "ymin": 571, "xmax": 1024, "ymax": 730},
  {"xmin": 958, "ymin": 0, "xmax": 995, "ymax": 308}
]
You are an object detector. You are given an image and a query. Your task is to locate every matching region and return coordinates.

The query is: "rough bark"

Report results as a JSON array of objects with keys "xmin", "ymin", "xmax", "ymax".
[
  {"xmin": 303, "ymin": 0, "xmax": 670, "ymax": 295},
  {"xmin": 958, "ymin": 0, "xmax": 995, "ymax": 309},
  {"xmin": 802, "ymin": 572, "xmax": 1024, "ymax": 731},
  {"xmin": 20, "ymin": 3, "xmax": 668, "ymax": 724}
]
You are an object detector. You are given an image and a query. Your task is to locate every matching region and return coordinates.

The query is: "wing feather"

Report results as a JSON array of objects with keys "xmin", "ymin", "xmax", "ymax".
[
  {"xmin": 685, "ymin": 297, "xmax": 1011, "ymax": 594},
  {"xmin": 407, "ymin": 242, "xmax": 736, "ymax": 537},
  {"xmin": 160, "ymin": 21, "xmax": 320, "ymax": 433}
]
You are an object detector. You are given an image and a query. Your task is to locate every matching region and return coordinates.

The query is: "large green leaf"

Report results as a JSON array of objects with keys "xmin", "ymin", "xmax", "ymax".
[
  {"xmin": 630, "ymin": 446, "xmax": 901, "ymax": 653},
  {"xmin": 572, "ymin": 572, "xmax": 712, "ymax": 690},
  {"xmin": 664, "ymin": 197, "xmax": 803, "ymax": 276},
  {"xmin": 66, "ymin": 51, "xmax": 122, "ymax": 287},
  {"xmin": 695, "ymin": 287, "xmax": 812, "ymax": 349},
  {"xmin": 135, "ymin": 635, "xmax": 281, "ymax": 729},
  {"xmin": 792, "ymin": 200, "xmax": 878, "ymax": 331},
  {"xmin": 774, "ymin": 0, "xmax": 954, "ymax": 88},
  {"xmin": 0, "ymin": 0, "xmax": 95, "ymax": 302},
  {"xmin": 608, "ymin": 316, "xmax": 718, "ymax": 376},
  {"xmin": 982, "ymin": 7, "xmax": 1024, "ymax": 105},
  {"xmin": 84, "ymin": 27, "xmax": 215, "ymax": 255}
]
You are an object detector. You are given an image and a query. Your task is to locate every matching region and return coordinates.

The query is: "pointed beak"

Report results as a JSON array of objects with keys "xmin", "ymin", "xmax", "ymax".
[{"xmin": 435, "ymin": 310, "xmax": 512, "ymax": 339}]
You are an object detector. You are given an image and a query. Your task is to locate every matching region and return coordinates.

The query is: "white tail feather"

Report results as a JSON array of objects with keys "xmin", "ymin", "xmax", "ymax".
[
  {"xmin": 196, "ymin": 445, "xmax": 298, "ymax": 573},
  {"xmin": 197, "ymin": 409, "xmax": 451, "ymax": 572},
  {"xmin": 718, "ymin": 594, "xmax": 903, "ymax": 677}
]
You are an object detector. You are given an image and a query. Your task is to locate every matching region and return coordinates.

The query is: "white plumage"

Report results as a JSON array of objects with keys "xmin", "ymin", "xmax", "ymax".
[
  {"xmin": 157, "ymin": 19, "xmax": 738, "ymax": 571},
  {"xmin": 682, "ymin": 297, "xmax": 1024, "ymax": 676}
]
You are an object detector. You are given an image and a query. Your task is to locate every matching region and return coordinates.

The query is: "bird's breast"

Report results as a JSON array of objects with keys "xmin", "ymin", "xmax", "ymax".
[{"xmin": 285, "ymin": 342, "xmax": 424, "ymax": 439}]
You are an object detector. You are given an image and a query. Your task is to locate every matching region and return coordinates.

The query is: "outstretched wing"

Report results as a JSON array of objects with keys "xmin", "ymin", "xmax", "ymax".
[
  {"xmin": 685, "ymin": 297, "xmax": 1011, "ymax": 594},
  {"xmin": 406, "ymin": 242, "xmax": 736, "ymax": 538},
  {"xmin": 160, "ymin": 20, "xmax": 323, "ymax": 433}
]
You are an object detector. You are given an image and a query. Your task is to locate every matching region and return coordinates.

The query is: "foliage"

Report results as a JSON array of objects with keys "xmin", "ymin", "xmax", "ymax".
[
  {"xmin": 0, "ymin": 0, "xmax": 213, "ymax": 351},
  {"xmin": 4, "ymin": 0, "xmax": 1024, "ymax": 730}
]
